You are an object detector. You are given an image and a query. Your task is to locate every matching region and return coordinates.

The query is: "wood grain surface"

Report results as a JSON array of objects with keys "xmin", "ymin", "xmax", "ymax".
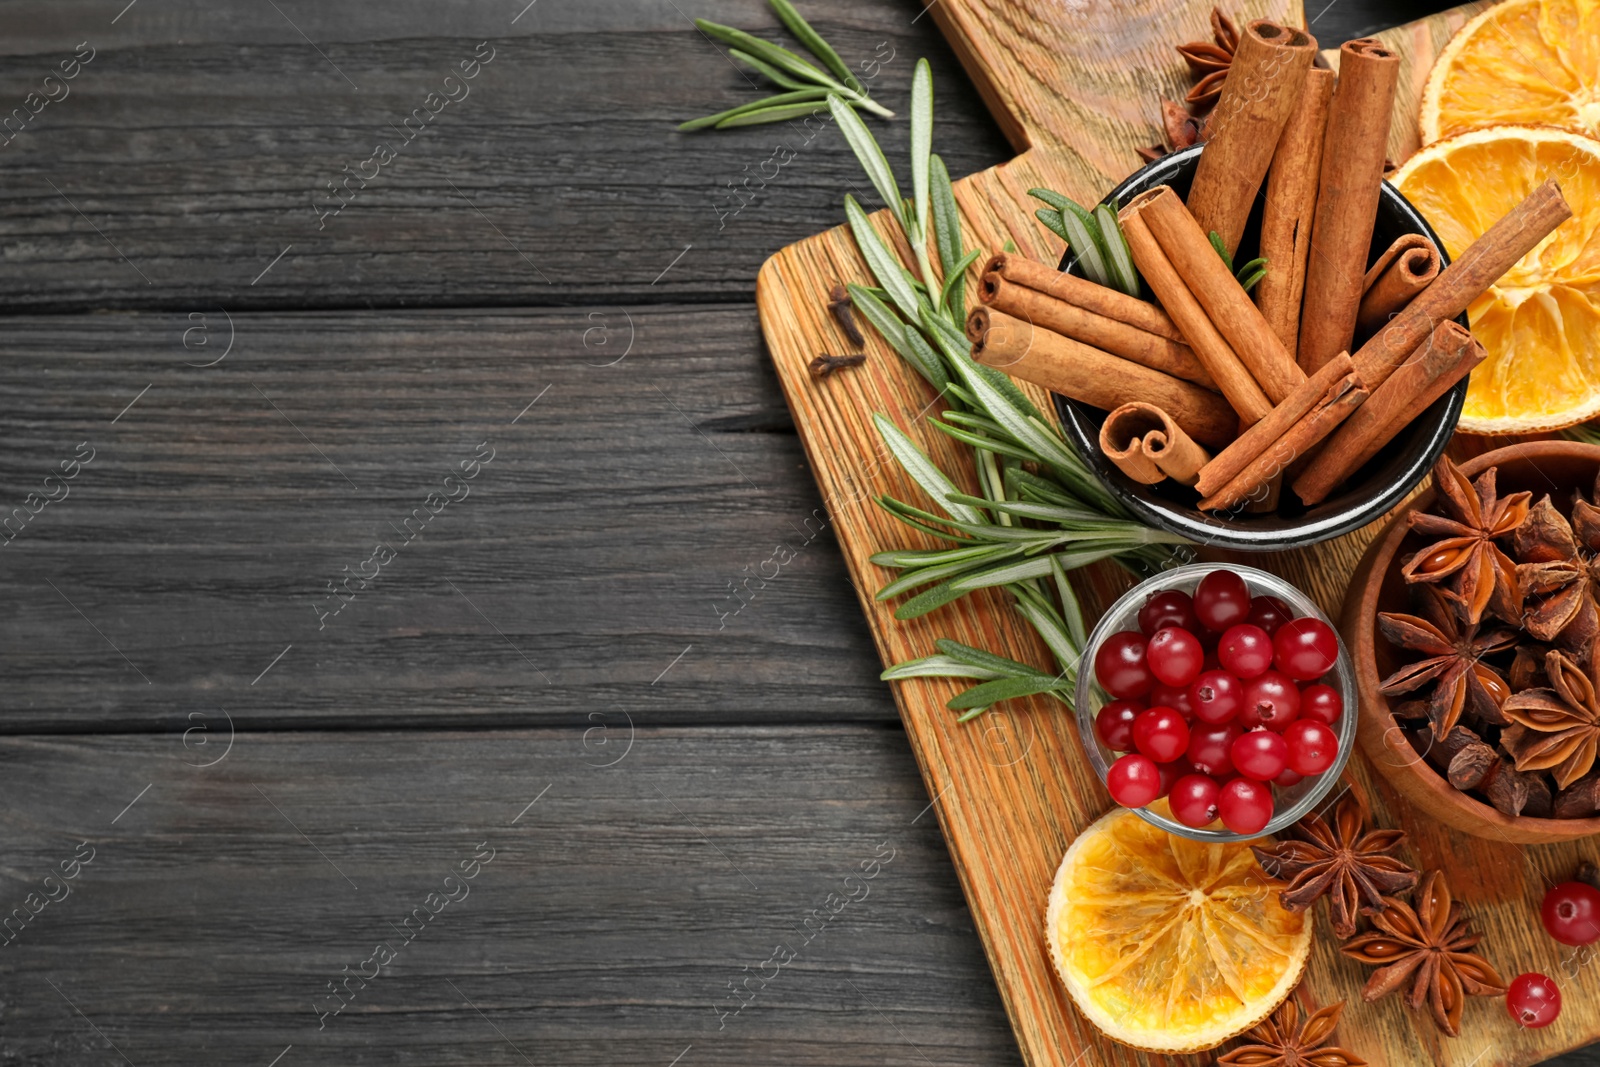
[
  {"xmin": 755, "ymin": 2, "xmax": 1600, "ymax": 1066},
  {"xmin": 0, "ymin": 0, "xmax": 1594, "ymax": 1065}
]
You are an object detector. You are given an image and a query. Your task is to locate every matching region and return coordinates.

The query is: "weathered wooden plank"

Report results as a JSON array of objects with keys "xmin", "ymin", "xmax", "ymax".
[
  {"xmin": 0, "ymin": 725, "xmax": 1023, "ymax": 1065},
  {"xmin": 0, "ymin": 0, "xmax": 1452, "ymax": 314},
  {"xmin": 0, "ymin": 307, "xmax": 898, "ymax": 731}
]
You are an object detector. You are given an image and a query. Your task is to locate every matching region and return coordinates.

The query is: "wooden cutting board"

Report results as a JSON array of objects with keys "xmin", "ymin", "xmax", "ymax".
[{"xmin": 755, "ymin": 3, "xmax": 1600, "ymax": 1066}]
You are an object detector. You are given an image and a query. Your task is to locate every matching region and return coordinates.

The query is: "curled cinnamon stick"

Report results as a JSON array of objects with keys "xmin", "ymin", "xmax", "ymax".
[
  {"xmin": 978, "ymin": 271, "xmax": 1215, "ymax": 388},
  {"xmin": 982, "ymin": 253, "xmax": 1183, "ymax": 342},
  {"xmin": 968, "ymin": 306, "xmax": 1238, "ymax": 449},
  {"xmin": 1355, "ymin": 235, "xmax": 1441, "ymax": 336},
  {"xmin": 1298, "ymin": 38, "xmax": 1401, "ymax": 373},
  {"xmin": 1194, "ymin": 353, "xmax": 1357, "ymax": 499},
  {"xmin": 1352, "ymin": 179, "xmax": 1571, "ymax": 388},
  {"xmin": 1198, "ymin": 372, "xmax": 1367, "ymax": 513},
  {"xmin": 1293, "ymin": 321, "xmax": 1483, "ymax": 506},
  {"xmin": 1257, "ymin": 67, "xmax": 1335, "ymax": 352},
  {"xmin": 1099, "ymin": 402, "xmax": 1211, "ymax": 486},
  {"xmin": 1185, "ymin": 19, "xmax": 1318, "ymax": 258},
  {"xmin": 1126, "ymin": 185, "xmax": 1307, "ymax": 405}
]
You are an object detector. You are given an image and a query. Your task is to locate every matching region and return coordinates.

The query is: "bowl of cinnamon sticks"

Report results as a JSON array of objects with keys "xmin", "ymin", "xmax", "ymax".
[{"xmin": 967, "ymin": 24, "xmax": 1573, "ymax": 550}]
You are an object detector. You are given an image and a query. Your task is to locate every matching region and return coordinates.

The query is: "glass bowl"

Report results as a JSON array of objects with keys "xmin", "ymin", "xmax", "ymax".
[{"xmin": 1073, "ymin": 563, "xmax": 1358, "ymax": 841}]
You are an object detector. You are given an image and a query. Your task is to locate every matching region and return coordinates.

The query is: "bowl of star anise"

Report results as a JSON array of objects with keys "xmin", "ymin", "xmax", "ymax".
[{"xmin": 1344, "ymin": 441, "xmax": 1600, "ymax": 843}]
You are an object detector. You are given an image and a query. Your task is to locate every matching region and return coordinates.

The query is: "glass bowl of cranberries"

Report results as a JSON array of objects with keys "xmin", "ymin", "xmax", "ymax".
[{"xmin": 1074, "ymin": 563, "xmax": 1357, "ymax": 841}]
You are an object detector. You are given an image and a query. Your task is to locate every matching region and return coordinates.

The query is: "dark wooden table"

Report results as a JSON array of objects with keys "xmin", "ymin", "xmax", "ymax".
[{"xmin": 0, "ymin": 1, "xmax": 1592, "ymax": 1063}]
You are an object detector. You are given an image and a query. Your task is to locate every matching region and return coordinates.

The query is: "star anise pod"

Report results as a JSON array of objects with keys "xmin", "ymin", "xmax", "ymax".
[
  {"xmin": 1515, "ymin": 491, "xmax": 1600, "ymax": 656},
  {"xmin": 1251, "ymin": 791, "xmax": 1418, "ymax": 940},
  {"xmin": 1216, "ymin": 991, "xmax": 1365, "ymax": 1067},
  {"xmin": 1341, "ymin": 870, "xmax": 1507, "ymax": 1037},
  {"xmin": 1502, "ymin": 647, "xmax": 1600, "ymax": 790},
  {"xmin": 1401, "ymin": 458, "xmax": 1529, "ymax": 626},
  {"xmin": 1136, "ymin": 99, "xmax": 1207, "ymax": 163},
  {"xmin": 1376, "ymin": 584, "xmax": 1515, "ymax": 738},
  {"xmin": 1177, "ymin": 7, "xmax": 1239, "ymax": 111}
]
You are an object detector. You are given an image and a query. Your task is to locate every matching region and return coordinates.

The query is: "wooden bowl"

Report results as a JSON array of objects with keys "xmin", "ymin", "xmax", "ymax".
[{"xmin": 1343, "ymin": 440, "xmax": 1600, "ymax": 843}]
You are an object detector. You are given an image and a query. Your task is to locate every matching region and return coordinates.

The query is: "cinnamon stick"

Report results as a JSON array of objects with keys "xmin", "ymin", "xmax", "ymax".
[
  {"xmin": 1257, "ymin": 67, "xmax": 1335, "ymax": 352},
  {"xmin": 1293, "ymin": 321, "xmax": 1482, "ymax": 505},
  {"xmin": 1119, "ymin": 208, "xmax": 1274, "ymax": 424},
  {"xmin": 1185, "ymin": 20, "xmax": 1318, "ymax": 258},
  {"xmin": 982, "ymin": 253, "xmax": 1183, "ymax": 342},
  {"xmin": 968, "ymin": 306, "xmax": 1237, "ymax": 449},
  {"xmin": 1298, "ymin": 38, "xmax": 1401, "ymax": 374},
  {"xmin": 979, "ymin": 271, "xmax": 1216, "ymax": 388},
  {"xmin": 1355, "ymin": 234, "xmax": 1440, "ymax": 336},
  {"xmin": 1198, "ymin": 373, "xmax": 1367, "ymax": 513},
  {"xmin": 1126, "ymin": 185, "xmax": 1307, "ymax": 404},
  {"xmin": 1194, "ymin": 353, "xmax": 1356, "ymax": 499},
  {"xmin": 1352, "ymin": 180, "xmax": 1571, "ymax": 388},
  {"xmin": 1099, "ymin": 402, "xmax": 1211, "ymax": 486}
]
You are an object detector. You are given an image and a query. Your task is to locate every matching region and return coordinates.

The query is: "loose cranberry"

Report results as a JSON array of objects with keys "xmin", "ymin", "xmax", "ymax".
[
  {"xmin": 1106, "ymin": 753, "xmax": 1162, "ymax": 808},
  {"xmin": 1245, "ymin": 595, "xmax": 1294, "ymax": 635},
  {"xmin": 1193, "ymin": 570, "xmax": 1252, "ymax": 632},
  {"xmin": 1217, "ymin": 777, "xmax": 1274, "ymax": 835},
  {"xmin": 1094, "ymin": 630, "xmax": 1155, "ymax": 699},
  {"xmin": 1507, "ymin": 973, "xmax": 1561, "ymax": 1028},
  {"xmin": 1217, "ymin": 624, "xmax": 1274, "ymax": 679},
  {"xmin": 1189, "ymin": 670, "xmax": 1243, "ymax": 725},
  {"xmin": 1541, "ymin": 882, "xmax": 1600, "ymax": 946},
  {"xmin": 1147, "ymin": 626, "xmax": 1205, "ymax": 688},
  {"xmin": 1231, "ymin": 729, "xmax": 1288, "ymax": 781},
  {"xmin": 1132, "ymin": 706, "xmax": 1190, "ymax": 764},
  {"xmin": 1094, "ymin": 699, "xmax": 1143, "ymax": 751},
  {"xmin": 1283, "ymin": 719, "xmax": 1338, "ymax": 776},
  {"xmin": 1186, "ymin": 722, "xmax": 1240, "ymax": 777},
  {"xmin": 1273, "ymin": 617, "xmax": 1340, "ymax": 681},
  {"xmin": 1169, "ymin": 773, "xmax": 1221, "ymax": 828},
  {"xmin": 1298, "ymin": 683, "xmax": 1343, "ymax": 725},
  {"xmin": 1138, "ymin": 590, "xmax": 1201, "ymax": 635},
  {"xmin": 1239, "ymin": 670, "xmax": 1301, "ymax": 730}
]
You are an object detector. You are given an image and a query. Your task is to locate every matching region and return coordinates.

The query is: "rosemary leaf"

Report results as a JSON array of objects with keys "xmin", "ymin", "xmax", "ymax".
[
  {"xmin": 1058, "ymin": 204, "xmax": 1110, "ymax": 287},
  {"xmin": 767, "ymin": 0, "xmax": 865, "ymax": 94},
  {"xmin": 872, "ymin": 414, "xmax": 987, "ymax": 525},
  {"xmin": 929, "ymin": 154, "xmax": 966, "ymax": 318},
  {"xmin": 870, "ymin": 543, "xmax": 1001, "ymax": 569},
  {"xmin": 694, "ymin": 19, "xmax": 845, "ymax": 92},
  {"xmin": 934, "ymin": 638, "xmax": 1056, "ymax": 678},
  {"xmin": 937, "ymin": 248, "xmax": 982, "ymax": 319},
  {"xmin": 1208, "ymin": 230, "xmax": 1234, "ymax": 272},
  {"xmin": 1235, "ymin": 256, "xmax": 1268, "ymax": 292},
  {"xmin": 1027, "ymin": 187, "xmax": 1073, "ymax": 211},
  {"xmin": 830, "ymin": 96, "xmax": 908, "ymax": 232},
  {"xmin": 1094, "ymin": 203, "xmax": 1140, "ymax": 297},
  {"xmin": 945, "ymin": 674, "xmax": 1067, "ymax": 711},
  {"xmin": 1034, "ymin": 207, "xmax": 1070, "ymax": 242},
  {"xmin": 716, "ymin": 96, "xmax": 838, "ymax": 127},
  {"xmin": 1050, "ymin": 554, "xmax": 1087, "ymax": 648},
  {"xmin": 844, "ymin": 196, "xmax": 919, "ymax": 320},
  {"xmin": 929, "ymin": 420, "xmax": 1038, "ymax": 466},
  {"xmin": 909, "ymin": 59, "xmax": 934, "ymax": 248},
  {"xmin": 727, "ymin": 47, "xmax": 812, "ymax": 90},
  {"xmin": 879, "ymin": 655, "xmax": 1006, "ymax": 682},
  {"xmin": 1010, "ymin": 593, "xmax": 1081, "ymax": 677},
  {"xmin": 678, "ymin": 88, "xmax": 822, "ymax": 130},
  {"xmin": 874, "ymin": 547, "xmax": 1025, "ymax": 600}
]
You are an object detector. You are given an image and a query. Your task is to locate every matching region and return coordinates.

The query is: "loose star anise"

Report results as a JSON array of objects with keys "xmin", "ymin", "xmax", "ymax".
[
  {"xmin": 1401, "ymin": 457, "xmax": 1529, "ymax": 626},
  {"xmin": 1515, "ymin": 491, "xmax": 1600, "ymax": 650},
  {"xmin": 1376, "ymin": 584, "xmax": 1515, "ymax": 738},
  {"xmin": 1251, "ymin": 792, "xmax": 1418, "ymax": 940},
  {"xmin": 1216, "ymin": 991, "xmax": 1365, "ymax": 1067},
  {"xmin": 1340, "ymin": 870, "xmax": 1507, "ymax": 1037},
  {"xmin": 1177, "ymin": 7, "xmax": 1239, "ymax": 111},
  {"xmin": 1502, "ymin": 647, "xmax": 1600, "ymax": 790}
]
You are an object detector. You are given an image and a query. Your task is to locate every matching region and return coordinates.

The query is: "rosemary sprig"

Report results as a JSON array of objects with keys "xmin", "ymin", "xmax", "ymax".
[
  {"xmin": 820, "ymin": 68, "xmax": 1192, "ymax": 718},
  {"xmin": 681, "ymin": 0, "xmax": 892, "ymax": 130},
  {"xmin": 1027, "ymin": 188, "xmax": 1140, "ymax": 297}
]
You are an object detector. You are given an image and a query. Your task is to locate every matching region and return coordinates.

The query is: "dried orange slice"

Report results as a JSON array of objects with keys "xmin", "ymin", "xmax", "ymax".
[
  {"xmin": 1421, "ymin": 0, "xmax": 1600, "ymax": 143},
  {"xmin": 1044, "ymin": 806, "xmax": 1310, "ymax": 1053},
  {"xmin": 1391, "ymin": 125, "xmax": 1600, "ymax": 433}
]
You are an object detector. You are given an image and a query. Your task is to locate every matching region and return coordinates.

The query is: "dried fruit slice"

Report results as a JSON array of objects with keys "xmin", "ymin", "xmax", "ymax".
[
  {"xmin": 1420, "ymin": 0, "xmax": 1600, "ymax": 143},
  {"xmin": 1044, "ymin": 806, "xmax": 1311, "ymax": 1052},
  {"xmin": 1391, "ymin": 125, "xmax": 1600, "ymax": 433}
]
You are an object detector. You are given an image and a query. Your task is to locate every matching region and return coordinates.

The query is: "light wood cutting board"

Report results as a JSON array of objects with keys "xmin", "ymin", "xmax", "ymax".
[{"xmin": 755, "ymin": 3, "xmax": 1600, "ymax": 1065}]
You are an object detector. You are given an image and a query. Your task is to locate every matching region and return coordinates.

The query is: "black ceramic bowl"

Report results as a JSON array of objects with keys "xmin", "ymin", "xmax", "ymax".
[{"xmin": 1053, "ymin": 144, "xmax": 1468, "ymax": 550}]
